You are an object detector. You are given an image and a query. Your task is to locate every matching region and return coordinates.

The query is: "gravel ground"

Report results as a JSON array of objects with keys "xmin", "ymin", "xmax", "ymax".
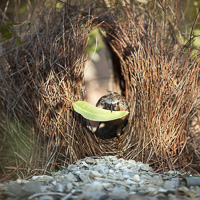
[{"xmin": 1, "ymin": 156, "xmax": 200, "ymax": 200}]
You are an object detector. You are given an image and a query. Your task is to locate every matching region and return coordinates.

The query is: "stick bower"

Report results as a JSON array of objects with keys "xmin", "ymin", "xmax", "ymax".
[{"xmin": 0, "ymin": 1, "xmax": 200, "ymax": 180}]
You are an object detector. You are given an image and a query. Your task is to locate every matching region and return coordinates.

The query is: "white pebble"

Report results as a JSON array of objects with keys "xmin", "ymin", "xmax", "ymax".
[
  {"xmin": 89, "ymin": 171, "xmax": 103, "ymax": 178},
  {"xmin": 39, "ymin": 195, "xmax": 54, "ymax": 200},
  {"xmin": 54, "ymin": 183, "xmax": 64, "ymax": 192},
  {"xmin": 85, "ymin": 157, "xmax": 96, "ymax": 165},
  {"xmin": 109, "ymin": 169, "xmax": 114, "ymax": 174},
  {"xmin": 66, "ymin": 182, "xmax": 73, "ymax": 191},
  {"xmin": 126, "ymin": 179, "xmax": 136, "ymax": 185},
  {"xmin": 133, "ymin": 174, "xmax": 140, "ymax": 182},
  {"xmin": 115, "ymin": 163, "xmax": 123, "ymax": 170},
  {"xmin": 102, "ymin": 182, "xmax": 114, "ymax": 189},
  {"xmin": 65, "ymin": 172, "xmax": 77, "ymax": 182},
  {"xmin": 83, "ymin": 181, "xmax": 103, "ymax": 192}
]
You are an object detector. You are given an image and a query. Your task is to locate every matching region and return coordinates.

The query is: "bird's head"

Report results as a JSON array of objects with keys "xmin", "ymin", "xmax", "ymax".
[{"xmin": 103, "ymin": 97, "xmax": 120, "ymax": 112}]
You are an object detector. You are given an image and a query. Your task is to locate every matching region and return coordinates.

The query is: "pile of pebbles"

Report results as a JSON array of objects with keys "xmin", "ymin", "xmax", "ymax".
[{"xmin": 1, "ymin": 156, "xmax": 200, "ymax": 200}]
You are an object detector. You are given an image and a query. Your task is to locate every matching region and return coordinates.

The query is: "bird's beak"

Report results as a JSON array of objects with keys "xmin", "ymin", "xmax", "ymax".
[{"xmin": 110, "ymin": 103, "xmax": 113, "ymax": 113}]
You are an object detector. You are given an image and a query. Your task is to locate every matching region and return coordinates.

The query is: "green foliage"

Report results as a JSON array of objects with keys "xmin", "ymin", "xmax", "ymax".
[
  {"xmin": 51, "ymin": 167, "xmax": 67, "ymax": 173},
  {"xmin": 86, "ymin": 28, "xmax": 104, "ymax": 56},
  {"xmin": 15, "ymin": 38, "xmax": 22, "ymax": 45},
  {"xmin": 0, "ymin": 25, "xmax": 12, "ymax": 41},
  {"xmin": 0, "ymin": 23, "xmax": 24, "ymax": 45},
  {"xmin": 73, "ymin": 101, "xmax": 129, "ymax": 121},
  {"xmin": 193, "ymin": 29, "xmax": 200, "ymax": 47},
  {"xmin": 178, "ymin": 28, "xmax": 200, "ymax": 57},
  {"xmin": 45, "ymin": 0, "xmax": 62, "ymax": 9}
]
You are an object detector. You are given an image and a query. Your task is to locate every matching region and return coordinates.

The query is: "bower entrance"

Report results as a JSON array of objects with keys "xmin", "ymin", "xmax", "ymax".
[{"xmin": 84, "ymin": 28, "xmax": 129, "ymax": 145}]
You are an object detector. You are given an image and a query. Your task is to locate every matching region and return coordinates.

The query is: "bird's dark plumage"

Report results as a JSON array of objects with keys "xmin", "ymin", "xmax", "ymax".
[
  {"xmin": 96, "ymin": 92, "xmax": 129, "ymax": 112},
  {"xmin": 95, "ymin": 91, "xmax": 129, "ymax": 151}
]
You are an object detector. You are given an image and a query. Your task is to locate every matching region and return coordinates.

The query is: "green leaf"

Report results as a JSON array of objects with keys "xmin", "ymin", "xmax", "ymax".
[
  {"xmin": 193, "ymin": 29, "xmax": 200, "ymax": 47},
  {"xmin": 16, "ymin": 38, "xmax": 22, "ymax": 45},
  {"xmin": 73, "ymin": 101, "xmax": 129, "ymax": 122},
  {"xmin": 0, "ymin": 25, "xmax": 12, "ymax": 41}
]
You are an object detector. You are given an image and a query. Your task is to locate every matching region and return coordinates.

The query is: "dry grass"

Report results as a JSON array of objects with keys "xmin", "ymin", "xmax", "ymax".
[
  {"xmin": 97, "ymin": 1, "xmax": 200, "ymax": 172},
  {"xmin": 0, "ymin": 1, "xmax": 102, "ymax": 180},
  {"xmin": 0, "ymin": 0, "xmax": 200, "ymax": 181}
]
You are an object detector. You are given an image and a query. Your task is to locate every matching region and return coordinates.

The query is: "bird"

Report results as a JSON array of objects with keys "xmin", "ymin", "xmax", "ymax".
[{"xmin": 95, "ymin": 91, "xmax": 129, "ymax": 150}]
